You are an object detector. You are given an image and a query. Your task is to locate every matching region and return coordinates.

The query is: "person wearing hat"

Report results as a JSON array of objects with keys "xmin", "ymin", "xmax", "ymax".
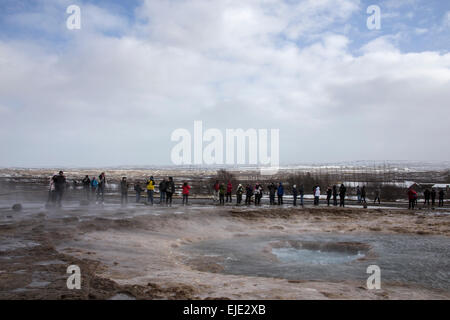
[{"xmin": 292, "ymin": 185, "xmax": 298, "ymax": 206}]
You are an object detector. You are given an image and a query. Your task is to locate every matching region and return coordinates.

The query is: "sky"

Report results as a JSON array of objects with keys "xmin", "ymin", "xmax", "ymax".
[{"xmin": 0, "ymin": 0, "xmax": 449, "ymax": 167}]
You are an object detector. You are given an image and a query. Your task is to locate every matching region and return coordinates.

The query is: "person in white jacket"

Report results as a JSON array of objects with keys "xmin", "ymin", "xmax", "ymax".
[{"xmin": 314, "ymin": 186, "xmax": 321, "ymax": 206}]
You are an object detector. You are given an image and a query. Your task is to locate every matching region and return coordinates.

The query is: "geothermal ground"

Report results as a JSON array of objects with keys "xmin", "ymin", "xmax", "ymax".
[{"xmin": 1, "ymin": 199, "xmax": 449, "ymax": 300}]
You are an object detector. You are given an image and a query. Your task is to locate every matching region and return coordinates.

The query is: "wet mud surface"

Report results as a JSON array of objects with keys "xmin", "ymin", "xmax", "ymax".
[{"xmin": 1, "ymin": 201, "xmax": 449, "ymax": 300}]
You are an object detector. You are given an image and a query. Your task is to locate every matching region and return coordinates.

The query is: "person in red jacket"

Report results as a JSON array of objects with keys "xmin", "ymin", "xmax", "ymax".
[
  {"xmin": 213, "ymin": 180, "xmax": 220, "ymax": 203},
  {"xmin": 182, "ymin": 182, "xmax": 191, "ymax": 205},
  {"xmin": 226, "ymin": 181, "xmax": 233, "ymax": 203},
  {"xmin": 408, "ymin": 187, "xmax": 417, "ymax": 210}
]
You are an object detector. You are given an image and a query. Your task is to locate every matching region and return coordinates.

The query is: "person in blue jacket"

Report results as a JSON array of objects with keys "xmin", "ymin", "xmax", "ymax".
[
  {"xmin": 90, "ymin": 177, "xmax": 98, "ymax": 197},
  {"xmin": 277, "ymin": 183, "xmax": 284, "ymax": 205}
]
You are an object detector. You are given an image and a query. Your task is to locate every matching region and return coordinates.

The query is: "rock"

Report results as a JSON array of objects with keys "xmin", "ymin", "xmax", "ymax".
[{"xmin": 12, "ymin": 204, "xmax": 22, "ymax": 212}]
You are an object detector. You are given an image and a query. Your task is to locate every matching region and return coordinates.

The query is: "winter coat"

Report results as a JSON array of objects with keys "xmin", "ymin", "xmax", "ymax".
[
  {"xmin": 408, "ymin": 189, "xmax": 417, "ymax": 200},
  {"xmin": 314, "ymin": 187, "xmax": 320, "ymax": 197},
  {"xmin": 226, "ymin": 183, "xmax": 233, "ymax": 193},
  {"xmin": 159, "ymin": 181, "xmax": 167, "ymax": 192},
  {"xmin": 268, "ymin": 184, "xmax": 276, "ymax": 196},
  {"xmin": 82, "ymin": 177, "xmax": 91, "ymax": 187},
  {"xmin": 98, "ymin": 175, "xmax": 106, "ymax": 188},
  {"xmin": 166, "ymin": 181, "xmax": 175, "ymax": 194},
  {"xmin": 277, "ymin": 185, "xmax": 284, "ymax": 196},
  {"xmin": 147, "ymin": 180, "xmax": 155, "ymax": 191},
  {"xmin": 182, "ymin": 185, "xmax": 191, "ymax": 195},
  {"xmin": 339, "ymin": 185, "xmax": 346, "ymax": 197},
  {"xmin": 298, "ymin": 185, "xmax": 304, "ymax": 195},
  {"xmin": 431, "ymin": 190, "xmax": 437, "ymax": 199},
  {"xmin": 53, "ymin": 175, "xmax": 66, "ymax": 191},
  {"xmin": 120, "ymin": 180, "xmax": 129, "ymax": 193}
]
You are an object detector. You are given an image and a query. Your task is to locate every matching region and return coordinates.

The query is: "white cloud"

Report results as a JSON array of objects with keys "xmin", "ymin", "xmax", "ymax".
[{"xmin": 0, "ymin": 0, "xmax": 449, "ymax": 166}]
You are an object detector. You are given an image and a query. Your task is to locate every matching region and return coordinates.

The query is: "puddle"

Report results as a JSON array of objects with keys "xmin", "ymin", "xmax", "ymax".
[
  {"xmin": 27, "ymin": 271, "xmax": 51, "ymax": 288},
  {"xmin": 34, "ymin": 260, "xmax": 66, "ymax": 266},
  {"xmin": 0, "ymin": 240, "xmax": 40, "ymax": 252},
  {"xmin": 28, "ymin": 280, "xmax": 51, "ymax": 288},
  {"xmin": 272, "ymin": 247, "xmax": 365, "ymax": 265},
  {"xmin": 182, "ymin": 234, "xmax": 450, "ymax": 291},
  {"xmin": 109, "ymin": 293, "xmax": 136, "ymax": 300}
]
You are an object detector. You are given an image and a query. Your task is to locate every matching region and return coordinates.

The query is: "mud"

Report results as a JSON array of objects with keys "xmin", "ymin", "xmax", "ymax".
[{"xmin": 0, "ymin": 203, "xmax": 449, "ymax": 300}]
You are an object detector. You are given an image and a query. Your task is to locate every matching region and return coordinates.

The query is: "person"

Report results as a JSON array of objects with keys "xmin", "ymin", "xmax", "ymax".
[
  {"xmin": 299, "ymin": 184, "xmax": 304, "ymax": 207},
  {"xmin": 245, "ymin": 184, "xmax": 253, "ymax": 205},
  {"xmin": 408, "ymin": 187, "xmax": 417, "ymax": 210},
  {"xmin": 146, "ymin": 176, "xmax": 155, "ymax": 205},
  {"xmin": 159, "ymin": 179, "xmax": 167, "ymax": 204},
  {"xmin": 213, "ymin": 181, "xmax": 220, "ymax": 203},
  {"xmin": 91, "ymin": 177, "xmax": 98, "ymax": 196},
  {"xmin": 292, "ymin": 185, "xmax": 298, "ymax": 206},
  {"xmin": 219, "ymin": 183, "xmax": 226, "ymax": 205},
  {"xmin": 53, "ymin": 171, "xmax": 66, "ymax": 207},
  {"xmin": 361, "ymin": 186, "xmax": 366, "ymax": 203},
  {"xmin": 82, "ymin": 175, "xmax": 91, "ymax": 200},
  {"xmin": 182, "ymin": 182, "xmax": 191, "ymax": 205},
  {"xmin": 166, "ymin": 177, "xmax": 175, "ymax": 206},
  {"xmin": 97, "ymin": 172, "xmax": 106, "ymax": 203},
  {"xmin": 374, "ymin": 188, "xmax": 381, "ymax": 205},
  {"xmin": 356, "ymin": 186, "xmax": 361, "ymax": 204},
  {"xmin": 120, "ymin": 177, "xmax": 129, "ymax": 205},
  {"xmin": 226, "ymin": 181, "xmax": 233, "ymax": 203},
  {"xmin": 326, "ymin": 186, "xmax": 332, "ymax": 206},
  {"xmin": 134, "ymin": 182, "xmax": 143, "ymax": 203},
  {"xmin": 424, "ymin": 188, "xmax": 431, "ymax": 206},
  {"xmin": 47, "ymin": 175, "xmax": 56, "ymax": 205},
  {"xmin": 268, "ymin": 182, "xmax": 276, "ymax": 205},
  {"xmin": 438, "ymin": 189, "xmax": 445, "ymax": 207},
  {"xmin": 339, "ymin": 184, "xmax": 346, "ymax": 207},
  {"xmin": 314, "ymin": 185, "xmax": 320, "ymax": 206},
  {"xmin": 431, "ymin": 188, "xmax": 436, "ymax": 207},
  {"xmin": 277, "ymin": 183, "xmax": 284, "ymax": 205},
  {"xmin": 236, "ymin": 184, "xmax": 244, "ymax": 204},
  {"xmin": 254, "ymin": 183, "xmax": 262, "ymax": 205},
  {"xmin": 332, "ymin": 185, "xmax": 338, "ymax": 206}
]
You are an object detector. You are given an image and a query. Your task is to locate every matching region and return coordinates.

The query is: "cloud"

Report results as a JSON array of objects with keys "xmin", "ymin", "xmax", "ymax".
[{"xmin": 0, "ymin": 0, "xmax": 449, "ymax": 166}]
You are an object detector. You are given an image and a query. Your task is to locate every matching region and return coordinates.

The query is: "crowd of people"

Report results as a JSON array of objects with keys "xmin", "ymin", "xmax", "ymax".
[
  {"xmin": 46, "ymin": 171, "xmax": 447, "ymax": 209},
  {"xmin": 408, "ymin": 187, "xmax": 446, "ymax": 210},
  {"xmin": 48, "ymin": 171, "xmax": 445, "ymax": 209}
]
